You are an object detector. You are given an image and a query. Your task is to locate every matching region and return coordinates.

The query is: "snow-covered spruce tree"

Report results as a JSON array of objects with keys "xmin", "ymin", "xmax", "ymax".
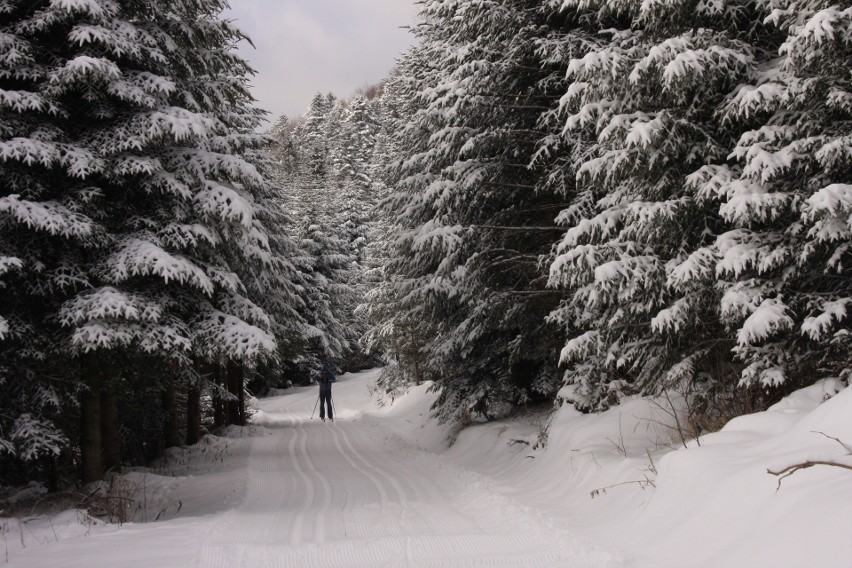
[
  {"xmin": 381, "ymin": 0, "xmax": 574, "ymax": 423},
  {"xmin": 546, "ymin": 0, "xmax": 782, "ymax": 412},
  {"xmin": 0, "ymin": 4, "xmax": 77, "ymax": 483},
  {"xmin": 359, "ymin": 67, "xmax": 431, "ymax": 395},
  {"xmin": 332, "ymin": 95, "xmax": 381, "ymax": 258},
  {"xmin": 0, "ymin": 0, "xmax": 290, "ymax": 484},
  {"xmin": 267, "ymin": 94, "xmax": 359, "ymax": 376},
  {"xmin": 705, "ymin": 1, "xmax": 852, "ymax": 391},
  {"xmin": 545, "ymin": 0, "xmax": 771, "ymax": 411},
  {"xmin": 328, "ymin": 94, "xmax": 383, "ymax": 368},
  {"xmin": 547, "ymin": 0, "xmax": 849, "ymax": 418}
]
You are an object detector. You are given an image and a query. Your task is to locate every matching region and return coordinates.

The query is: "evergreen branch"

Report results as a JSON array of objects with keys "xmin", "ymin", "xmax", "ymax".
[{"xmin": 471, "ymin": 224, "xmax": 562, "ymax": 232}]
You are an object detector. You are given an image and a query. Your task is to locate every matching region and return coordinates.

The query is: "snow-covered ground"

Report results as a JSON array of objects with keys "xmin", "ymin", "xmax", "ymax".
[{"xmin": 3, "ymin": 369, "xmax": 850, "ymax": 567}]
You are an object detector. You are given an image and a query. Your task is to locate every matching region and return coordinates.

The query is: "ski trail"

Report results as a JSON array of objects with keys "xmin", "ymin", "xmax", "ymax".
[
  {"xmin": 2, "ymin": 372, "xmax": 623, "ymax": 568},
  {"xmin": 327, "ymin": 421, "xmax": 391, "ymax": 505},
  {"xmin": 297, "ymin": 417, "xmax": 334, "ymax": 545},
  {"xmin": 351, "ymin": 422, "xmax": 449, "ymax": 507},
  {"xmin": 288, "ymin": 419, "xmax": 315, "ymax": 546},
  {"xmin": 193, "ymin": 418, "xmax": 295, "ymax": 567},
  {"xmin": 190, "ymin": 375, "xmax": 623, "ymax": 568},
  {"xmin": 331, "ymin": 421, "xmax": 410, "ymax": 505}
]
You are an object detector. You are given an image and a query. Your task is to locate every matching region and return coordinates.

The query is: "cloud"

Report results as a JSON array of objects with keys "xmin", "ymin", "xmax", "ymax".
[{"xmin": 224, "ymin": 0, "xmax": 418, "ymax": 124}]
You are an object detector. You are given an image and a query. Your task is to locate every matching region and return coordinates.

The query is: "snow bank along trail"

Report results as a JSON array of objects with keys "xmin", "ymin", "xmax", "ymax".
[{"xmin": 194, "ymin": 369, "xmax": 621, "ymax": 568}]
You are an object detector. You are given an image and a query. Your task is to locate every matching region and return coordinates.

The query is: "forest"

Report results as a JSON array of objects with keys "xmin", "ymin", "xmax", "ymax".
[{"xmin": 1, "ymin": 0, "xmax": 849, "ymax": 500}]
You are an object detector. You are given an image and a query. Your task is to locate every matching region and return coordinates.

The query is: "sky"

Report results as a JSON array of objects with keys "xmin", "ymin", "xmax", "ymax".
[{"xmin": 224, "ymin": 0, "xmax": 419, "ymax": 126}]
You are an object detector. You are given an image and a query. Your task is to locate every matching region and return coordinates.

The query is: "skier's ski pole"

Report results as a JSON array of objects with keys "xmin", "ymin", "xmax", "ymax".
[
  {"xmin": 331, "ymin": 395, "xmax": 336, "ymax": 418},
  {"xmin": 310, "ymin": 395, "xmax": 319, "ymax": 419}
]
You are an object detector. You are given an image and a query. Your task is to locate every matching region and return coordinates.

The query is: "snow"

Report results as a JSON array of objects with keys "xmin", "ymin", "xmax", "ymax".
[
  {"xmin": 801, "ymin": 298, "xmax": 850, "ymax": 341},
  {"xmin": 191, "ymin": 309, "xmax": 276, "ymax": 360},
  {"xmin": 736, "ymin": 296, "xmax": 794, "ymax": 346},
  {"xmin": 559, "ymin": 329, "xmax": 598, "ymax": 364},
  {"xmin": 59, "ymin": 287, "xmax": 163, "ymax": 325},
  {"xmin": 103, "ymin": 237, "xmax": 214, "ymax": 294},
  {"xmin": 0, "ymin": 195, "xmax": 93, "ymax": 238},
  {"xmin": 196, "ymin": 181, "xmax": 255, "ymax": 228},
  {"xmin": 3, "ymin": 369, "xmax": 850, "ymax": 567},
  {"xmin": 8, "ymin": 414, "xmax": 66, "ymax": 461},
  {"xmin": 791, "ymin": 7, "xmax": 851, "ymax": 48},
  {"xmin": 665, "ymin": 247, "xmax": 716, "ymax": 290},
  {"xmin": 804, "ymin": 183, "xmax": 852, "ymax": 220},
  {"xmin": 50, "ymin": 55, "xmax": 121, "ymax": 85},
  {"xmin": 650, "ymin": 296, "xmax": 691, "ymax": 333},
  {"xmin": 49, "ymin": 0, "xmax": 113, "ymax": 18}
]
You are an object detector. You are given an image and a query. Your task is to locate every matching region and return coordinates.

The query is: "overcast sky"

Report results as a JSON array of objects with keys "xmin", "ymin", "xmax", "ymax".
[{"xmin": 224, "ymin": 0, "xmax": 419, "ymax": 126}]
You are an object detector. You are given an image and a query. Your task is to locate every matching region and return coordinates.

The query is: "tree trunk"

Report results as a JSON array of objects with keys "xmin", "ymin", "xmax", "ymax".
[
  {"xmin": 186, "ymin": 386, "xmax": 201, "ymax": 445},
  {"xmin": 44, "ymin": 455, "xmax": 58, "ymax": 493},
  {"xmin": 227, "ymin": 360, "xmax": 244, "ymax": 426},
  {"xmin": 407, "ymin": 331, "xmax": 422, "ymax": 386},
  {"xmin": 162, "ymin": 382, "xmax": 181, "ymax": 449},
  {"xmin": 238, "ymin": 372, "xmax": 246, "ymax": 426},
  {"xmin": 213, "ymin": 363, "xmax": 225, "ymax": 427},
  {"xmin": 80, "ymin": 390, "xmax": 102, "ymax": 484},
  {"xmin": 100, "ymin": 389, "xmax": 121, "ymax": 473}
]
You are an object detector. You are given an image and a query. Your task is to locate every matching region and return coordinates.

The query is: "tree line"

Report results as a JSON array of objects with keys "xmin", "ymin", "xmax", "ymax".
[
  {"xmin": 360, "ymin": 0, "xmax": 850, "ymax": 427},
  {"xmin": 0, "ymin": 0, "xmax": 364, "ymax": 489}
]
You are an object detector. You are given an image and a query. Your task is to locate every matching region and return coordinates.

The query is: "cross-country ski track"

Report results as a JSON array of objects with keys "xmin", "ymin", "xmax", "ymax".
[{"xmin": 7, "ymin": 369, "xmax": 621, "ymax": 568}]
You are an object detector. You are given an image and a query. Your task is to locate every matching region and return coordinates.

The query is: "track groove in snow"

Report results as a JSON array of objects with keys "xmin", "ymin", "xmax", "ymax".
[
  {"xmin": 300, "ymin": 417, "xmax": 334, "ymax": 544},
  {"xmin": 289, "ymin": 419, "xmax": 315, "ymax": 545},
  {"xmin": 327, "ymin": 421, "xmax": 391, "ymax": 505},
  {"xmin": 186, "ymin": 374, "xmax": 622, "ymax": 567},
  {"xmin": 331, "ymin": 421, "xmax": 410, "ymax": 505}
]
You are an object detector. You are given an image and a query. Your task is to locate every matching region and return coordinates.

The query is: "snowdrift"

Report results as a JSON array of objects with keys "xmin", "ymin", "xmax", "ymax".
[{"xmin": 373, "ymin": 378, "xmax": 852, "ymax": 568}]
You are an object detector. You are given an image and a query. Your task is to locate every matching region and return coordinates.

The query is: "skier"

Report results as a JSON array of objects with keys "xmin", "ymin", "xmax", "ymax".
[{"xmin": 315, "ymin": 363, "xmax": 337, "ymax": 422}]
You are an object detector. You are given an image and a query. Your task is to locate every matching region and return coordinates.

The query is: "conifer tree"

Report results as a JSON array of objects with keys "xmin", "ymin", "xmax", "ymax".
[
  {"xmin": 708, "ymin": 0, "xmax": 852, "ymax": 389},
  {"xmin": 267, "ymin": 93, "xmax": 359, "ymax": 373},
  {"xmin": 0, "ymin": 0, "xmax": 296, "ymax": 483},
  {"xmin": 545, "ymin": 0, "xmax": 775, "ymax": 409},
  {"xmin": 546, "ymin": 0, "xmax": 850, "ymax": 415},
  {"xmin": 379, "ymin": 0, "xmax": 574, "ymax": 422}
]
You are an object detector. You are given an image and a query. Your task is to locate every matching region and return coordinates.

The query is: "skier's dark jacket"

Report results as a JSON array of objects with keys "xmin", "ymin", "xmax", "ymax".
[{"xmin": 317, "ymin": 364, "xmax": 337, "ymax": 395}]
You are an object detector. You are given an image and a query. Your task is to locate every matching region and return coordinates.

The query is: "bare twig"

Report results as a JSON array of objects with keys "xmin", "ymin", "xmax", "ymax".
[
  {"xmin": 646, "ymin": 392, "xmax": 689, "ymax": 449},
  {"xmin": 812, "ymin": 431, "xmax": 852, "ymax": 453},
  {"xmin": 663, "ymin": 390, "xmax": 691, "ymax": 449},
  {"xmin": 590, "ymin": 476, "xmax": 656, "ymax": 499},
  {"xmin": 646, "ymin": 449, "xmax": 658, "ymax": 476},
  {"xmin": 590, "ymin": 451, "xmax": 601, "ymax": 471},
  {"xmin": 606, "ymin": 414, "xmax": 628, "ymax": 457}
]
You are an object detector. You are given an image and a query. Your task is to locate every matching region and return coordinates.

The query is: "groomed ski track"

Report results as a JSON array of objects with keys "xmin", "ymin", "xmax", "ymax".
[
  {"xmin": 8, "ymin": 369, "xmax": 621, "ymax": 568},
  {"xmin": 192, "ymin": 369, "xmax": 618, "ymax": 568}
]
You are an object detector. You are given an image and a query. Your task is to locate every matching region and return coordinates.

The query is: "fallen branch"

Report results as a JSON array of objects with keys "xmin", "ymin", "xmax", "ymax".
[
  {"xmin": 768, "ymin": 460, "xmax": 852, "ymax": 491},
  {"xmin": 768, "ymin": 431, "xmax": 852, "ymax": 491}
]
